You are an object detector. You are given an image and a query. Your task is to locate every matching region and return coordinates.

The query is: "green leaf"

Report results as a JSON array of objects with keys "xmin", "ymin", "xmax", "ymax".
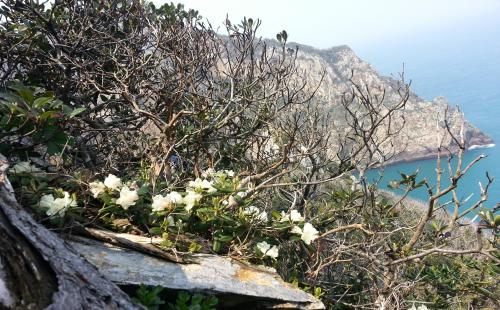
[
  {"xmin": 149, "ymin": 227, "xmax": 163, "ymax": 235},
  {"xmin": 11, "ymin": 85, "xmax": 34, "ymax": 104},
  {"xmin": 46, "ymin": 141, "xmax": 62, "ymax": 155},
  {"xmin": 33, "ymin": 96, "xmax": 53, "ymax": 108},
  {"xmin": 214, "ymin": 231, "xmax": 233, "ymax": 243},
  {"xmin": 212, "ymin": 240, "xmax": 222, "ymax": 252},
  {"xmin": 494, "ymin": 215, "xmax": 500, "ymax": 227},
  {"xmin": 68, "ymin": 107, "xmax": 86, "ymax": 118},
  {"xmin": 188, "ymin": 241, "xmax": 202, "ymax": 253},
  {"xmin": 37, "ymin": 110, "xmax": 54, "ymax": 121},
  {"xmin": 196, "ymin": 207, "xmax": 213, "ymax": 214}
]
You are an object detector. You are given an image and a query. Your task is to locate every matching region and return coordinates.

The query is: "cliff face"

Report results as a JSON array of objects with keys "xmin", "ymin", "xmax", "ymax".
[{"xmin": 285, "ymin": 43, "xmax": 493, "ymax": 164}]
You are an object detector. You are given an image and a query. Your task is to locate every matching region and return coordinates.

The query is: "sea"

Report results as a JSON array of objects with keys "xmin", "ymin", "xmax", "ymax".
[{"xmin": 356, "ymin": 25, "xmax": 500, "ymax": 214}]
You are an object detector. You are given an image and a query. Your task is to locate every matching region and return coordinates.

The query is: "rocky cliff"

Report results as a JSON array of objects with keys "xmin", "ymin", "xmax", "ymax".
[{"xmin": 281, "ymin": 42, "xmax": 493, "ymax": 164}]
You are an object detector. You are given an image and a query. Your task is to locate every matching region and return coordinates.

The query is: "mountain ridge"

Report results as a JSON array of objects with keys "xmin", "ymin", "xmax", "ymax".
[{"xmin": 269, "ymin": 40, "xmax": 493, "ymax": 165}]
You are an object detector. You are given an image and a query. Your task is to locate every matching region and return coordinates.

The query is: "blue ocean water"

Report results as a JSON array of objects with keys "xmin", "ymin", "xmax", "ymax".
[{"xmin": 356, "ymin": 26, "xmax": 500, "ymax": 213}]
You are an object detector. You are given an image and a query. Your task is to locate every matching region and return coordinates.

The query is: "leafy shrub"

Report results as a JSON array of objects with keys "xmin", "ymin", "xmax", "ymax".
[{"xmin": 0, "ymin": 84, "xmax": 84, "ymax": 158}]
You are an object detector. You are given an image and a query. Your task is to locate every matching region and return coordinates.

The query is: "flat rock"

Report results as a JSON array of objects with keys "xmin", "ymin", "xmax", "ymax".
[{"xmin": 68, "ymin": 235, "xmax": 325, "ymax": 309}]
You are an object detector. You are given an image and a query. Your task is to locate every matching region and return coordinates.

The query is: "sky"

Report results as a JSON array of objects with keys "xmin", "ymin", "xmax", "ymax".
[
  {"xmin": 153, "ymin": 0, "xmax": 500, "ymax": 51},
  {"xmin": 150, "ymin": 0, "xmax": 500, "ymax": 102}
]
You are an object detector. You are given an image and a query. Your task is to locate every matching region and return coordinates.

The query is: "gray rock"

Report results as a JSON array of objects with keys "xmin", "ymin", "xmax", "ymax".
[{"xmin": 69, "ymin": 235, "xmax": 325, "ymax": 309}]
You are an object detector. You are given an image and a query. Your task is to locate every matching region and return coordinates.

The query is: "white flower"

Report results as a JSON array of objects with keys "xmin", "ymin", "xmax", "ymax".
[
  {"xmin": 206, "ymin": 185, "xmax": 217, "ymax": 193},
  {"xmin": 280, "ymin": 210, "xmax": 304, "ymax": 222},
  {"xmin": 166, "ymin": 191, "xmax": 183, "ymax": 204},
  {"xmin": 266, "ymin": 245, "xmax": 279, "ymax": 258},
  {"xmin": 40, "ymin": 192, "xmax": 77, "ymax": 217},
  {"xmin": 202, "ymin": 168, "xmax": 235, "ymax": 179},
  {"xmin": 116, "ymin": 186, "xmax": 139, "ymax": 210},
  {"xmin": 188, "ymin": 178, "xmax": 216, "ymax": 193},
  {"xmin": 236, "ymin": 190, "xmax": 249, "ymax": 198},
  {"xmin": 243, "ymin": 206, "xmax": 268, "ymax": 222},
  {"xmin": 183, "ymin": 190, "xmax": 202, "ymax": 211},
  {"xmin": 39, "ymin": 194, "xmax": 55, "ymax": 209},
  {"xmin": 104, "ymin": 174, "xmax": 122, "ymax": 191},
  {"xmin": 11, "ymin": 161, "xmax": 41, "ymax": 174},
  {"xmin": 408, "ymin": 305, "xmax": 428, "ymax": 310},
  {"xmin": 89, "ymin": 181, "xmax": 105, "ymax": 198},
  {"xmin": 187, "ymin": 178, "xmax": 206, "ymax": 189},
  {"xmin": 300, "ymin": 145, "xmax": 308, "ymax": 153},
  {"xmin": 291, "ymin": 223, "xmax": 319, "ymax": 245},
  {"xmin": 151, "ymin": 191, "xmax": 182, "ymax": 212},
  {"xmin": 201, "ymin": 168, "xmax": 216, "ymax": 179},
  {"xmin": 290, "ymin": 210, "xmax": 304, "ymax": 222},
  {"xmin": 256, "ymin": 241, "xmax": 279, "ymax": 259},
  {"xmin": 151, "ymin": 194, "xmax": 172, "ymax": 212},
  {"xmin": 291, "ymin": 225, "xmax": 303, "ymax": 235},
  {"xmin": 301, "ymin": 223, "xmax": 319, "ymax": 245}
]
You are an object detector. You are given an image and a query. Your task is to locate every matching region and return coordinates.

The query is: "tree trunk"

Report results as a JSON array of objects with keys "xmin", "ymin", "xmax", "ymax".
[{"xmin": 0, "ymin": 154, "xmax": 143, "ymax": 310}]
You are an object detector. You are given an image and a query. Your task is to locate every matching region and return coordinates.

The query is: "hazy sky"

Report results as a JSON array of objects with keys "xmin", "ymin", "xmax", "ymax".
[{"xmin": 153, "ymin": 0, "xmax": 500, "ymax": 50}]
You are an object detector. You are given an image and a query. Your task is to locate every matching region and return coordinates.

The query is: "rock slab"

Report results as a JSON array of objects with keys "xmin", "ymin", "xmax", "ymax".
[{"xmin": 69, "ymin": 235, "xmax": 325, "ymax": 309}]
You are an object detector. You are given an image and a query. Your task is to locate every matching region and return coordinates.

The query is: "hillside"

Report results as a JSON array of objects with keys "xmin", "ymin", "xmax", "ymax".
[{"xmin": 283, "ymin": 42, "xmax": 493, "ymax": 164}]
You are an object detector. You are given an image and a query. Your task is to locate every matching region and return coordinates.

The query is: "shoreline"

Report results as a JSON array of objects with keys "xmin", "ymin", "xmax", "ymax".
[{"xmin": 375, "ymin": 142, "xmax": 496, "ymax": 169}]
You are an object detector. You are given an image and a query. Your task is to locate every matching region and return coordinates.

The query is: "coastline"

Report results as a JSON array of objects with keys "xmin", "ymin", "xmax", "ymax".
[{"xmin": 376, "ymin": 141, "xmax": 495, "ymax": 169}]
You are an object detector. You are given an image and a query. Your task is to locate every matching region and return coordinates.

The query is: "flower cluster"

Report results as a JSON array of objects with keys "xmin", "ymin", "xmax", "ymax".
[
  {"xmin": 280, "ymin": 209, "xmax": 304, "ymax": 222},
  {"xmin": 243, "ymin": 205, "xmax": 268, "ymax": 222},
  {"xmin": 291, "ymin": 222, "xmax": 319, "ymax": 245},
  {"xmin": 151, "ymin": 192, "xmax": 183, "ymax": 212},
  {"xmin": 89, "ymin": 174, "xmax": 139, "ymax": 209},
  {"xmin": 201, "ymin": 168, "xmax": 234, "ymax": 179},
  {"xmin": 280, "ymin": 210, "xmax": 319, "ymax": 245},
  {"xmin": 39, "ymin": 191, "xmax": 77, "ymax": 217},
  {"xmin": 256, "ymin": 241, "xmax": 279, "ymax": 259},
  {"xmin": 73, "ymin": 169, "xmax": 322, "ymax": 263}
]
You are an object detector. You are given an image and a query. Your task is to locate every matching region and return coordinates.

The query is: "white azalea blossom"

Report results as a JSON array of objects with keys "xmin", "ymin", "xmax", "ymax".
[
  {"xmin": 201, "ymin": 168, "xmax": 216, "ymax": 179},
  {"xmin": 151, "ymin": 194, "xmax": 172, "ymax": 212},
  {"xmin": 301, "ymin": 223, "xmax": 319, "ymax": 245},
  {"xmin": 290, "ymin": 210, "xmax": 304, "ymax": 222},
  {"xmin": 291, "ymin": 223, "xmax": 319, "ymax": 245},
  {"xmin": 116, "ymin": 186, "xmax": 139, "ymax": 210},
  {"xmin": 166, "ymin": 191, "xmax": 183, "ymax": 204},
  {"xmin": 256, "ymin": 241, "xmax": 279, "ymax": 259},
  {"xmin": 89, "ymin": 181, "xmax": 105, "ymax": 198},
  {"xmin": 291, "ymin": 225, "xmax": 303, "ymax": 235},
  {"xmin": 236, "ymin": 190, "xmax": 249, "ymax": 198},
  {"xmin": 151, "ymin": 191, "xmax": 183, "ymax": 212},
  {"xmin": 39, "ymin": 192, "xmax": 77, "ymax": 217},
  {"xmin": 11, "ymin": 161, "xmax": 41, "ymax": 174},
  {"xmin": 104, "ymin": 174, "xmax": 122, "ymax": 190},
  {"xmin": 188, "ymin": 178, "xmax": 216, "ymax": 193},
  {"xmin": 280, "ymin": 209, "xmax": 304, "ymax": 222},
  {"xmin": 183, "ymin": 190, "xmax": 203, "ymax": 211},
  {"xmin": 408, "ymin": 305, "xmax": 429, "ymax": 310},
  {"xmin": 202, "ymin": 168, "xmax": 235, "ymax": 180},
  {"xmin": 243, "ymin": 206, "xmax": 268, "ymax": 222}
]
